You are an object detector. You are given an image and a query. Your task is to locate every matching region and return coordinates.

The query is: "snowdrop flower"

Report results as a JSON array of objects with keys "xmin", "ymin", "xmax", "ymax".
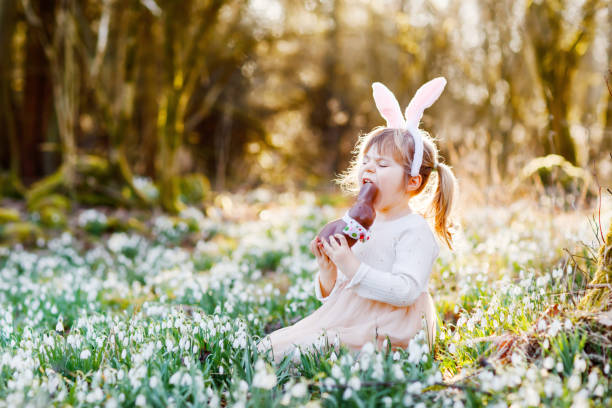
[
  {"xmin": 574, "ymin": 356, "xmax": 587, "ymax": 373},
  {"xmin": 392, "ymin": 364, "xmax": 405, "ymax": 380},
  {"xmin": 406, "ymin": 381, "xmax": 422, "ymax": 394},
  {"xmin": 567, "ymin": 374, "xmax": 581, "ymax": 391},
  {"xmin": 571, "ymin": 389, "xmax": 589, "ymax": 408},
  {"xmin": 135, "ymin": 394, "xmax": 146, "ymax": 407},
  {"xmin": 80, "ymin": 349, "xmax": 91, "ymax": 360},
  {"xmin": 347, "ymin": 376, "xmax": 361, "ymax": 391},
  {"xmin": 56, "ymin": 317, "xmax": 64, "ymax": 333},
  {"xmin": 290, "ymin": 382, "xmax": 307, "ymax": 398},
  {"xmin": 547, "ymin": 320, "xmax": 561, "ymax": 337},
  {"xmin": 149, "ymin": 376, "xmax": 159, "ymax": 388},
  {"xmin": 586, "ymin": 370, "xmax": 598, "ymax": 391},
  {"xmin": 361, "ymin": 342, "xmax": 375, "ymax": 355},
  {"xmin": 523, "ymin": 385, "xmax": 540, "ymax": 406},
  {"xmin": 331, "ymin": 365, "xmax": 343, "ymax": 381},
  {"xmin": 543, "ymin": 356, "xmax": 555, "ymax": 370},
  {"xmin": 342, "ymin": 388, "xmax": 352, "ymax": 400},
  {"xmin": 252, "ymin": 359, "xmax": 277, "ymax": 389},
  {"xmin": 86, "ymin": 388, "xmax": 104, "ymax": 403},
  {"xmin": 537, "ymin": 319, "xmax": 547, "ymax": 332}
]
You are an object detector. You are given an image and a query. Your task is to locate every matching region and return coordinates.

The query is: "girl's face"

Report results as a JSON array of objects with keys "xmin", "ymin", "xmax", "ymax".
[
  {"xmin": 359, "ymin": 145, "xmax": 408, "ymax": 212},
  {"xmin": 358, "ymin": 144, "xmax": 418, "ymax": 213}
]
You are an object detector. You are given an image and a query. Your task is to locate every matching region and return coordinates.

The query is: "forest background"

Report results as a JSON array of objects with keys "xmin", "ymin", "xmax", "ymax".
[{"xmin": 0, "ymin": 0, "xmax": 610, "ymax": 215}]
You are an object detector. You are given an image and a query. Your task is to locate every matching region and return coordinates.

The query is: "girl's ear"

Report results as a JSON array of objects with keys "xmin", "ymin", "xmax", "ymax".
[{"xmin": 406, "ymin": 174, "xmax": 422, "ymax": 192}]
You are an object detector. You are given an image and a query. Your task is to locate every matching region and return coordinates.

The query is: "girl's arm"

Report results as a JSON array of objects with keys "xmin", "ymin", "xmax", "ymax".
[
  {"xmin": 345, "ymin": 227, "xmax": 439, "ymax": 307},
  {"xmin": 314, "ymin": 271, "xmax": 339, "ymax": 302}
]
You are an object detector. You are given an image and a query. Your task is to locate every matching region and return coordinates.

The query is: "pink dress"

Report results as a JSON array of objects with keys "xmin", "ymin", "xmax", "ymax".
[{"xmin": 259, "ymin": 213, "xmax": 440, "ymax": 363}]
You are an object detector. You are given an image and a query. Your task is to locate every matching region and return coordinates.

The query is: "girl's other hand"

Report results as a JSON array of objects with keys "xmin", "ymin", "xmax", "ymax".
[
  {"xmin": 320, "ymin": 234, "xmax": 361, "ymax": 279},
  {"xmin": 310, "ymin": 237, "xmax": 337, "ymax": 276}
]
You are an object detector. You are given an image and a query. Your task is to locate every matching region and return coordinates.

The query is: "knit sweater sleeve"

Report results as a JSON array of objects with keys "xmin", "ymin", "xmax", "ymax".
[
  {"xmin": 345, "ymin": 225, "xmax": 439, "ymax": 307},
  {"xmin": 314, "ymin": 271, "xmax": 347, "ymax": 302}
]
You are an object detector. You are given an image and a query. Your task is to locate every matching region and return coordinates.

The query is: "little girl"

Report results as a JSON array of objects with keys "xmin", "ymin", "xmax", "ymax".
[{"xmin": 260, "ymin": 78, "xmax": 458, "ymax": 363}]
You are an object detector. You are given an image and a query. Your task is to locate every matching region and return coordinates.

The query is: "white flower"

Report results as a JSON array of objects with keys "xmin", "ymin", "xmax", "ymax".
[
  {"xmin": 574, "ymin": 357, "xmax": 586, "ymax": 373},
  {"xmin": 361, "ymin": 342, "xmax": 375, "ymax": 355},
  {"xmin": 252, "ymin": 361, "xmax": 277, "ymax": 390},
  {"xmin": 347, "ymin": 376, "xmax": 361, "ymax": 390},
  {"xmin": 392, "ymin": 364, "xmax": 405, "ymax": 380},
  {"xmin": 55, "ymin": 318, "xmax": 64, "ymax": 333},
  {"xmin": 342, "ymin": 388, "xmax": 352, "ymax": 400},
  {"xmin": 80, "ymin": 349, "xmax": 91, "ymax": 360},
  {"xmin": 586, "ymin": 370, "xmax": 598, "ymax": 391},
  {"xmin": 169, "ymin": 372, "xmax": 181, "ymax": 385},
  {"xmin": 149, "ymin": 376, "xmax": 159, "ymax": 388},
  {"xmin": 448, "ymin": 343, "xmax": 457, "ymax": 355},
  {"xmin": 543, "ymin": 357, "xmax": 555, "ymax": 370},
  {"xmin": 86, "ymin": 388, "xmax": 103, "ymax": 403},
  {"xmin": 135, "ymin": 394, "xmax": 146, "ymax": 407},
  {"xmin": 331, "ymin": 365, "xmax": 343, "ymax": 381},
  {"xmin": 571, "ymin": 389, "xmax": 589, "ymax": 408},
  {"xmin": 568, "ymin": 374, "xmax": 581, "ymax": 391},
  {"xmin": 406, "ymin": 381, "xmax": 422, "ymax": 394},
  {"xmin": 290, "ymin": 382, "xmax": 307, "ymax": 398},
  {"xmin": 547, "ymin": 320, "xmax": 562, "ymax": 337},
  {"xmin": 524, "ymin": 385, "xmax": 540, "ymax": 406},
  {"xmin": 537, "ymin": 319, "xmax": 547, "ymax": 331}
]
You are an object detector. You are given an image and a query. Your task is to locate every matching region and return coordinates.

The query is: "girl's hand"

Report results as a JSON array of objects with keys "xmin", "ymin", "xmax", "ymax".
[
  {"xmin": 320, "ymin": 234, "xmax": 361, "ymax": 279},
  {"xmin": 309, "ymin": 237, "xmax": 336, "ymax": 276}
]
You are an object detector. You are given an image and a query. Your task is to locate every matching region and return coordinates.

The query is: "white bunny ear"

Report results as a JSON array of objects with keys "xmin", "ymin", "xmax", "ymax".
[
  {"xmin": 372, "ymin": 82, "xmax": 406, "ymax": 128},
  {"xmin": 404, "ymin": 77, "xmax": 447, "ymax": 130}
]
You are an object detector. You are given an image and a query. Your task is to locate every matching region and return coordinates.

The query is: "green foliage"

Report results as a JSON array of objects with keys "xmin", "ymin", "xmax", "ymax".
[{"xmin": 0, "ymin": 199, "xmax": 610, "ymax": 407}]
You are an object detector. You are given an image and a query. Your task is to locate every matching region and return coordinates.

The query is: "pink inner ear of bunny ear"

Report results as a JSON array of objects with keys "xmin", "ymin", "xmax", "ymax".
[
  {"xmin": 372, "ymin": 82, "xmax": 406, "ymax": 128},
  {"xmin": 404, "ymin": 77, "xmax": 447, "ymax": 129}
]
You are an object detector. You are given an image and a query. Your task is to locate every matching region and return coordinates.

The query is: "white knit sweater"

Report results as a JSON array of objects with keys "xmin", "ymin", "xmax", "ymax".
[{"xmin": 314, "ymin": 213, "xmax": 440, "ymax": 307}]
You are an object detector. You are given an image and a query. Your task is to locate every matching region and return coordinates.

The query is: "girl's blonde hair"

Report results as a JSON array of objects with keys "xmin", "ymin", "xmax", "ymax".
[{"xmin": 334, "ymin": 126, "xmax": 459, "ymax": 250}]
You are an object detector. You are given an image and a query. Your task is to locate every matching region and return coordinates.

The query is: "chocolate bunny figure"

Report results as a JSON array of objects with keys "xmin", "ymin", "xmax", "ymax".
[{"xmin": 317, "ymin": 182, "xmax": 379, "ymax": 247}]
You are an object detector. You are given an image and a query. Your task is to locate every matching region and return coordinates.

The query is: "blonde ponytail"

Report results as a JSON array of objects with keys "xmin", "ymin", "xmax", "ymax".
[{"xmin": 424, "ymin": 161, "xmax": 459, "ymax": 250}]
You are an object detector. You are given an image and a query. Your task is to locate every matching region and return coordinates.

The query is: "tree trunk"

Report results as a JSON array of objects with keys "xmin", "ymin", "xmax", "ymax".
[
  {"xmin": 133, "ymin": 10, "xmax": 158, "ymax": 178},
  {"xmin": 0, "ymin": 0, "xmax": 23, "ymax": 194},
  {"xmin": 527, "ymin": 0, "xmax": 600, "ymax": 166},
  {"xmin": 21, "ymin": 0, "xmax": 55, "ymax": 185}
]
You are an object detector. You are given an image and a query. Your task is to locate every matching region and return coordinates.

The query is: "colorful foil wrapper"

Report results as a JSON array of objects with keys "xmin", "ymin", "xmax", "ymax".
[{"xmin": 341, "ymin": 211, "xmax": 371, "ymax": 243}]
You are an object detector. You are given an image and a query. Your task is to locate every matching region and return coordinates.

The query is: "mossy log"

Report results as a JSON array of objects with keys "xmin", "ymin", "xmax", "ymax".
[
  {"xmin": 0, "ymin": 221, "xmax": 44, "ymax": 245},
  {"xmin": 25, "ymin": 155, "xmax": 152, "ymax": 209},
  {"xmin": 0, "ymin": 208, "xmax": 20, "ymax": 224},
  {"xmin": 580, "ymin": 218, "xmax": 612, "ymax": 310}
]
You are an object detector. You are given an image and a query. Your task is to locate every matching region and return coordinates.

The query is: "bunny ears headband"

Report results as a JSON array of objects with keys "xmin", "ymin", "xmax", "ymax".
[{"xmin": 372, "ymin": 77, "xmax": 447, "ymax": 177}]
